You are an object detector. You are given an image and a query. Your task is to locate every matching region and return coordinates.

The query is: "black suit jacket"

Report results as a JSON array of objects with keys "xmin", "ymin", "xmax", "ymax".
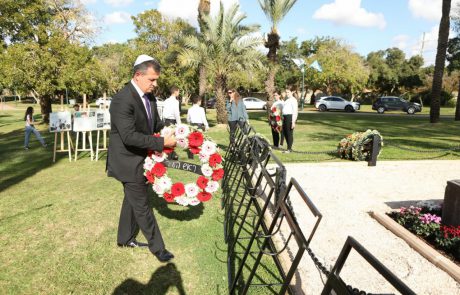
[{"xmin": 107, "ymin": 82, "xmax": 164, "ymax": 183}]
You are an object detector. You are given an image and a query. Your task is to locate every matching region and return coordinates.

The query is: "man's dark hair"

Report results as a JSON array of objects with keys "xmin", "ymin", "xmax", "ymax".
[
  {"xmin": 133, "ymin": 60, "xmax": 161, "ymax": 76},
  {"xmin": 170, "ymin": 86, "xmax": 179, "ymax": 95},
  {"xmin": 191, "ymin": 95, "xmax": 201, "ymax": 104}
]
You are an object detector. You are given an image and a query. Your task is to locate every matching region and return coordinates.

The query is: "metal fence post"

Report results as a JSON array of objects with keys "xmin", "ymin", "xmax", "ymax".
[{"xmin": 368, "ymin": 134, "xmax": 381, "ymax": 167}]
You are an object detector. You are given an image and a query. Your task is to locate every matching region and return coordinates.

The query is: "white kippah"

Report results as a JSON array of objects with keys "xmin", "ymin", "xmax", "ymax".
[{"xmin": 133, "ymin": 54, "xmax": 155, "ymax": 67}]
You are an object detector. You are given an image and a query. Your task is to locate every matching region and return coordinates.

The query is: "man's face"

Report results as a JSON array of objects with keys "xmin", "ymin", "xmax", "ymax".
[
  {"xmin": 134, "ymin": 67, "xmax": 160, "ymax": 94},
  {"xmin": 286, "ymin": 90, "xmax": 292, "ymax": 97}
]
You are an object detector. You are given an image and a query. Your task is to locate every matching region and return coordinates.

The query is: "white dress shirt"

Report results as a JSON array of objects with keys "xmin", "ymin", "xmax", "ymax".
[
  {"xmin": 131, "ymin": 80, "xmax": 151, "ymax": 118},
  {"xmin": 283, "ymin": 96, "xmax": 298, "ymax": 122},
  {"xmin": 187, "ymin": 104, "xmax": 209, "ymax": 130},
  {"xmin": 162, "ymin": 96, "xmax": 181, "ymax": 123}
]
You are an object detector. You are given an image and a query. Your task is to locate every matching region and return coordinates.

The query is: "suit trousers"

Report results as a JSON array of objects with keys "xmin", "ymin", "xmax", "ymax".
[
  {"xmin": 282, "ymin": 115, "xmax": 294, "ymax": 150},
  {"xmin": 117, "ymin": 182, "xmax": 165, "ymax": 254}
]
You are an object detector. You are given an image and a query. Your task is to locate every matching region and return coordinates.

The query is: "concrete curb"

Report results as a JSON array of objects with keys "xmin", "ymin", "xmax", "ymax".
[{"xmin": 371, "ymin": 211, "xmax": 460, "ymax": 283}]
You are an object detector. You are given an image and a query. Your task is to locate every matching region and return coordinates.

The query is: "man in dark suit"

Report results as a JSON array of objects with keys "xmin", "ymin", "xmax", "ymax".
[{"xmin": 107, "ymin": 54, "xmax": 176, "ymax": 263}]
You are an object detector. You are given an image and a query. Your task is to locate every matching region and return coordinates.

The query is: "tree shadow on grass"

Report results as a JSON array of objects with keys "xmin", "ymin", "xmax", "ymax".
[
  {"xmin": 112, "ymin": 263, "xmax": 186, "ymax": 295},
  {"xmin": 149, "ymin": 187, "xmax": 204, "ymax": 221},
  {"xmin": 0, "ymin": 128, "xmax": 58, "ymax": 193}
]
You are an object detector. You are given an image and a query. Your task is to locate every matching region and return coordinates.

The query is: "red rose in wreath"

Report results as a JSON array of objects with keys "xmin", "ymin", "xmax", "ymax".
[{"xmin": 152, "ymin": 163, "xmax": 166, "ymax": 177}]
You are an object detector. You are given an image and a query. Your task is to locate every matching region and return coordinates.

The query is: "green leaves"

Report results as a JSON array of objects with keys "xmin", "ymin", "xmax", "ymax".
[{"xmin": 258, "ymin": 0, "xmax": 298, "ymax": 30}]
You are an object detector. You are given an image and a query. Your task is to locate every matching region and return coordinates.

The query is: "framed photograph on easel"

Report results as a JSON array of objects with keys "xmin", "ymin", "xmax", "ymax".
[
  {"xmin": 96, "ymin": 110, "xmax": 111, "ymax": 130},
  {"xmin": 49, "ymin": 112, "xmax": 72, "ymax": 132},
  {"xmin": 73, "ymin": 110, "xmax": 97, "ymax": 132}
]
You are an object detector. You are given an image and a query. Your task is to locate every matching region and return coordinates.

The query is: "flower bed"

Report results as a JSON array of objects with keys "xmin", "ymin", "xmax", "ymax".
[{"xmin": 388, "ymin": 201, "xmax": 460, "ymax": 264}]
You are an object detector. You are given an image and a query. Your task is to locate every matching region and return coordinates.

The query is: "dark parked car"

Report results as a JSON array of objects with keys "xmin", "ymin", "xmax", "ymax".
[
  {"xmin": 206, "ymin": 97, "xmax": 216, "ymax": 109},
  {"xmin": 372, "ymin": 96, "xmax": 422, "ymax": 114}
]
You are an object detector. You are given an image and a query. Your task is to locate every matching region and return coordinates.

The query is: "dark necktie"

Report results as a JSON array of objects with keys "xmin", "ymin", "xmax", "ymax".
[{"xmin": 143, "ymin": 94, "xmax": 153, "ymax": 132}]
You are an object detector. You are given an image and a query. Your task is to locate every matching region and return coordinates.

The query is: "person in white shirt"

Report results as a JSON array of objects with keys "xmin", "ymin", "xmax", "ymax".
[
  {"xmin": 187, "ymin": 95, "xmax": 209, "ymax": 131},
  {"xmin": 282, "ymin": 88, "xmax": 298, "ymax": 153},
  {"xmin": 163, "ymin": 85, "xmax": 181, "ymax": 127}
]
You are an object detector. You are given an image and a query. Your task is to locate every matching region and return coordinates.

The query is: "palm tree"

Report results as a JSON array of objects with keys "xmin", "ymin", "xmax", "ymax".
[
  {"xmin": 198, "ymin": 0, "xmax": 211, "ymax": 107},
  {"xmin": 258, "ymin": 0, "xmax": 297, "ymax": 103},
  {"xmin": 179, "ymin": 3, "xmax": 263, "ymax": 124},
  {"xmin": 430, "ymin": 0, "xmax": 452, "ymax": 123}
]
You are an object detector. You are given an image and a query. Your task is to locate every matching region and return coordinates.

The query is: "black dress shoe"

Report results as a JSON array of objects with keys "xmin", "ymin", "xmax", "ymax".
[
  {"xmin": 154, "ymin": 249, "xmax": 174, "ymax": 262},
  {"xmin": 117, "ymin": 240, "xmax": 149, "ymax": 248}
]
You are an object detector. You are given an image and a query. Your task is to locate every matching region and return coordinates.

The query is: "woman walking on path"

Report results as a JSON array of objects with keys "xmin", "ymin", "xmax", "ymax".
[
  {"xmin": 282, "ymin": 88, "xmax": 298, "ymax": 153},
  {"xmin": 226, "ymin": 89, "xmax": 248, "ymax": 143},
  {"xmin": 24, "ymin": 107, "xmax": 47, "ymax": 150}
]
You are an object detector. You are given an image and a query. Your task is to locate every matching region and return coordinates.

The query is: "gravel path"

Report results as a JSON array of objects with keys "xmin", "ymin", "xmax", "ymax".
[{"xmin": 280, "ymin": 160, "xmax": 460, "ymax": 294}]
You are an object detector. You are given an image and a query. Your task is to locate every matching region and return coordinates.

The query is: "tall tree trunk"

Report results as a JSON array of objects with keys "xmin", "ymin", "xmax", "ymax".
[
  {"xmin": 215, "ymin": 75, "xmax": 227, "ymax": 124},
  {"xmin": 198, "ymin": 0, "xmax": 210, "ymax": 111},
  {"xmin": 430, "ymin": 0, "xmax": 451, "ymax": 123},
  {"xmin": 455, "ymin": 77, "xmax": 460, "ymax": 120},
  {"xmin": 265, "ymin": 31, "xmax": 280, "ymax": 105},
  {"xmin": 40, "ymin": 94, "xmax": 52, "ymax": 123},
  {"xmin": 199, "ymin": 65, "xmax": 207, "ymax": 111},
  {"xmin": 198, "ymin": 0, "xmax": 210, "ymax": 32},
  {"xmin": 265, "ymin": 65, "xmax": 277, "ymax": 108}
]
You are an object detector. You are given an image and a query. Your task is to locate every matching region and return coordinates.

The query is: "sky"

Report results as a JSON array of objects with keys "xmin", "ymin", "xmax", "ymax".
[{"xmin": 81, "ymin": 0, "xmax": 460, "ymax": 65}]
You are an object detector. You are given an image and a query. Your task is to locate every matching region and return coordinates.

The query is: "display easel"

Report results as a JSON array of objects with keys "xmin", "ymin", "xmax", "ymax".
[
  {"xmin": 53, "ymin": 95, "xmax": 73, "ymax": 163},
  {"xmin": 95, "ymin": 92, "xmax": 109, "ymax": 161},
  {"xmin": 74, "ymin": 94, "xmax": 94, "ymax": 161}
]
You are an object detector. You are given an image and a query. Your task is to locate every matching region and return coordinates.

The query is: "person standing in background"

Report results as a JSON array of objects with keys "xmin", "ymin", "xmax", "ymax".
[
  {"xmin": 226, "ymin": 89, "xmax": 248, "ymax": 143},
  {"xmin": 23, "ymin": 107, "xmax": 47, "ymax": 150},
  {"xmin": 163, "ymin": 85, "xmax": 181, "ymax": 160},
  {"xmin": 163, "ymin": 86, "xmax": 181, "ymax": 127},
  {"xmin": 187, "ymin": 95, "xmax": 209, "ymax": 131},
  {"xmin": 269, "ymin": 90, "xmax": 284, "ymax": 148},
  {"xmin": 282, "ymin": 88, "xmax": 298, "ymax": 153}
]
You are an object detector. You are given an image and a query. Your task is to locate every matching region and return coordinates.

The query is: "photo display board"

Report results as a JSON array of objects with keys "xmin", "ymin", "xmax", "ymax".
[
  {"xmin": 49, "ymin": 112, "xmax": 72, "ymax": 132},
  {"xmin": 73, "ymin": 110, "xmax": 97, "ymax": 132},
  {"xmin": 96, "ymin": 109, "xmax": 111, "ymax": 130}
]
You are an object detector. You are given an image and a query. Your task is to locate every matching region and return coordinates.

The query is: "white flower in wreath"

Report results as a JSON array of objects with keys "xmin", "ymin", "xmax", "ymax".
[
  {"xmin": 205, "ymin": 180, "xmax": 219, "ymax": 193},
  {"xmin": 185, "ymin": 183, "xmax": 199, "ymax": 197},
  {"xmin": 152, "ymin": 183, "xmax": 165, "ymax": 195},
  {"xmin": 175, "ymin": 124, "xmax": 190, "ymax": 139},
  {"xmin": 152, "ymin": 152, "xmax": 167, "ymax": 163},
  {"xmin": 143, "ymin": 157, "xmax": 154, "ymax": 171},
  {"xmin": 199, "ymin": 152, "xmax": 210, "ymax": 163},
  {"xmin": 157, "ymin": 176, "xmax": 172, "ymax": 191},
  {"xmin": 201, "ymin": 140, "xmax": 217, "ymax": 156},
  {"xmin": 201, "ymin": 164, "xmax": 213, "ymax": 177},
  {"xmin": 161, "ymin": 127, "xmax": 174, "ymax": 137},
  {"xmin": 177, "ymin": 138, "xmax": 189, "ymax": 149},
  {"xmin": 188, "ymin": 198, "xmax": 200, "ymax": 206},
  {"xmin": 175, "ymin": 196, "xmax": 190, "ymax": 206}
]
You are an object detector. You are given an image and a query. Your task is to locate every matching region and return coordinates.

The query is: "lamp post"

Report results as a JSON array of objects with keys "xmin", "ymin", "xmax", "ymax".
[{"xmin": 291, "ymin": 58, "xmax": 306, "ymax": 110}]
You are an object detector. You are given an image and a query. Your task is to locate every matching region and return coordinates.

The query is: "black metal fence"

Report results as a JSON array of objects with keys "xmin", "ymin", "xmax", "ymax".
[{"xmin": 221, "ymin": 123, "xmax": 415, "ymax": 295}]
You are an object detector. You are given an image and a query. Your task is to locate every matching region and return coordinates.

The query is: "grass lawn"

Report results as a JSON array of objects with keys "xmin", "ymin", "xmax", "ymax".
[{"xmin": 1, "ymin": 101, "xmax": 459, "ymax": 294}]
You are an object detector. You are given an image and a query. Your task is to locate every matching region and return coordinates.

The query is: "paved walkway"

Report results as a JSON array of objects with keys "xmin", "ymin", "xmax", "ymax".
[{"xmin": 281, "ymin": 160, "xmax": 460, "ymax": 294}]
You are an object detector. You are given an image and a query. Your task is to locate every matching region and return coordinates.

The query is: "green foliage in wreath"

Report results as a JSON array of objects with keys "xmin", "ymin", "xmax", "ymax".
[{"xmin": 337, "ymin": 129, "xmax": 383, "ymax": 161}]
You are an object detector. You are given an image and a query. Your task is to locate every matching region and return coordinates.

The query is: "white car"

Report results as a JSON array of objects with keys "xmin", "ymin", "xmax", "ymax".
[
  {"xmin": 243, "ymin": 97, "xmax": 267, "ymax": 110},
  {"xmin": 95, "ymin": 97, "xmax": 112, "ymax": 107},
  {"xmin": 315, "ymin": 96, "xmax": 360, "ymax": 112}
]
